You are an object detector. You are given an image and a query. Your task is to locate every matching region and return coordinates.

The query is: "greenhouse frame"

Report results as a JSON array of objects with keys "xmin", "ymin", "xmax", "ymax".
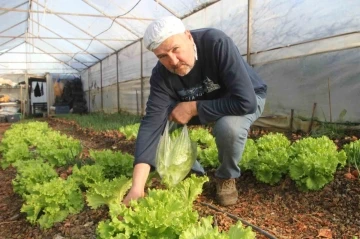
[{"xmin": 0, "ymin": 0, "xmax": 359, "ymax": 129}]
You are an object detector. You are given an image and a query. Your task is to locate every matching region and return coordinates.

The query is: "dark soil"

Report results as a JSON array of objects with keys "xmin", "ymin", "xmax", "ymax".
[{"xmin": 0, "ymin": 119, "xmax": 359, "ymax": 239}]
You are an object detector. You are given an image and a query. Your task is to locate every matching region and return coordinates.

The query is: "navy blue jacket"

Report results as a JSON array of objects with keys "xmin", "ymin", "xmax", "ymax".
[{"xmin": 134, "ymin": 28, "xmax": 267, "ymax": 166}]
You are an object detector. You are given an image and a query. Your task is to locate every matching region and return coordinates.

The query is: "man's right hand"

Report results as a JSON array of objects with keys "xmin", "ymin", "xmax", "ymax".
[
  {"xmin": 123, "ymin": 187, "xmax": 145, "ymax": 206},
  {"xmin": 122, "ymin": 163, "xmax": 151, "ymax": 206}
]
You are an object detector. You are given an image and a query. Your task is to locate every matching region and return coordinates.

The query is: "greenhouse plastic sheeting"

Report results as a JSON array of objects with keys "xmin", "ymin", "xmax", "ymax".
[
  {"xmin": 255, "ymin": 47, "xmax": 360, "ymax": 122},
  {"xmin": 101, "ymin": 54, "xmax": 117, "ymax": 87},
  {"xmin": 102, "ymin": 84, "xmax": 118, "ymax": 113},
  {"xmin": 118, "ymin": 42, "xmax": 141, "ymax": 82},
  {"xmin": 89, "ymin": 63, "xmax": 101, "ymax": 90},
  {"xmin": 183, "ymin": 0, "xmax": 248, "ymax": 54},
  {"xmin": 252, "ymin": 0, "xmax": 360, "ymax": 53}
]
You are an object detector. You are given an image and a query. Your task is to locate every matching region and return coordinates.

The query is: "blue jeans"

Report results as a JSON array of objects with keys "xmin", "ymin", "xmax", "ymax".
[{"xmin": 192, "ymin": 95, "xmax": 266, "ymax": 178}]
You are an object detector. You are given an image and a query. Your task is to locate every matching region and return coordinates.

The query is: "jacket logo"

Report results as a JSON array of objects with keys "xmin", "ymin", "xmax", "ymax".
[
  {"xmin": 177, "ymin": 76, "xmax": 221, "ymax": 101},
  {"xmin": 203, "ymin": 76, "xmax": 220, "ymax": 93}
]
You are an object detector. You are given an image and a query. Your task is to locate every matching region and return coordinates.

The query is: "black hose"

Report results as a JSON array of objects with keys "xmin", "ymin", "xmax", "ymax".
[{"xmin": 200, "ymin": 202, "xmax": 278, "ymax": 239}]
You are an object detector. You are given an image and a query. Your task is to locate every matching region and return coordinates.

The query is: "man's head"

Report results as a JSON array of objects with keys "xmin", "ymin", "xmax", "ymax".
[{"xmin": 143, "ymin": 16, "xmax": 196, "ymax": 76}]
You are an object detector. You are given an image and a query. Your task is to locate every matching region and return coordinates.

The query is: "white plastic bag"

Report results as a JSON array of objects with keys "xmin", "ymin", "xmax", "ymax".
[{"xmin": 155, "ymin": 121, "xmax": 197, "ymax": 187}]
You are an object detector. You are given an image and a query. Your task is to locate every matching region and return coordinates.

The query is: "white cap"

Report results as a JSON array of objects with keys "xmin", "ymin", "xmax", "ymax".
[{"xmin": 143, "ymin": 16, "xmax": 186, "ymax": 51}]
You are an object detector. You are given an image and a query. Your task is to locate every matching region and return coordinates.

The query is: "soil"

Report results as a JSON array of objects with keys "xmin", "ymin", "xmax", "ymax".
[{"xmin": 0, "ymin": 119, "xmax": 359, "ymax": 239}]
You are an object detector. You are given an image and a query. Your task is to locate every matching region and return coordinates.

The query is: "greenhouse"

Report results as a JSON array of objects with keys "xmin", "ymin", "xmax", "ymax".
[{"xmin": 0, "ymin": 0, "xmax": 359, "ymax": 238}]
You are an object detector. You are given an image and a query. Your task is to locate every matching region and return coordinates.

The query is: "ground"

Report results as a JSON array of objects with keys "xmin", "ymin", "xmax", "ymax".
[{"xmin": 0, "ymin": 119, "xmax": 359, "ymax": 239}]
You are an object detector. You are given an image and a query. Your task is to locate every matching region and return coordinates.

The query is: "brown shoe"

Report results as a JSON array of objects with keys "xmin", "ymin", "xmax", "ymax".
[{"xmin": 215, "ymin": 178, "xmax": 238, "ymax": 206}]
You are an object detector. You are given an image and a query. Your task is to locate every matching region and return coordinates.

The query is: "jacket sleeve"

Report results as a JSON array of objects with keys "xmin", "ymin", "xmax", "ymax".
[
  {"xmin": 196, "ymin": 36, "xmax": 257, "ymax": 124},
  {"xmin": 134, "ymin": 72, "xmax": 174, "ymax": 167}
]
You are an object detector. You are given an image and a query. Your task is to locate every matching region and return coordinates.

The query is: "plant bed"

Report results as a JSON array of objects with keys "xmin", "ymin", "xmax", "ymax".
[{"xmin": 0, "ymin": 120, "xmax": 359, "ymax": 239}]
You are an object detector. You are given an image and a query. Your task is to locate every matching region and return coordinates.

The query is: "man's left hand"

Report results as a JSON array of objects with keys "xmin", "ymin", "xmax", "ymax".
[{"xmin": 169, "ymin": 101, "xmax": 197, "ymax": 124}]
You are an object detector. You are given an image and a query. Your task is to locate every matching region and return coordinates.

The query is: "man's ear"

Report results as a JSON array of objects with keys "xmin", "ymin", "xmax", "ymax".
[{"xmin": 185, "ymin": 30, "xmax": 193, "ymax": 41}]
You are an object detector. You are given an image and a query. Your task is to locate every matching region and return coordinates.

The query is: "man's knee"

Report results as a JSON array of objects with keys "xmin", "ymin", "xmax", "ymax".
[{"xmin": 213, "ymin": 116, "xmax": 250, "ymax": 142}]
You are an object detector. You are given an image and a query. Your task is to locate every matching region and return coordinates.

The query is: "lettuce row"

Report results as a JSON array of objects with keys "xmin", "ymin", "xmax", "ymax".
[{"xmin": 289, "ymin": 136, "xmax": 346, "ymax": 191}]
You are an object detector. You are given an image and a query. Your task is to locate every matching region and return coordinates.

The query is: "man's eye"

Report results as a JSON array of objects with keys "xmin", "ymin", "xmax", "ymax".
[{"xmin": 173, "ymin": 47, "xmax": 179, "ymax": 52}]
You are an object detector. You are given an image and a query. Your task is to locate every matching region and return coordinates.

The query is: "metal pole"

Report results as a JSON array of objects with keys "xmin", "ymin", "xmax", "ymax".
[
  {"xmin": 140, "ymin": 40, "xmax": 144, "ymax": 116},
  {"xmin": 116, "ymin": 52, "xmax": 120, "ymax": 113},
  {"xmin": 136, "ymin": 90, "xmax": 139, "ymax": 116},
  {"xmin": 247, "ymin": 0, "xmax": 252, "ymax": 64},
  {"xmin": 88, "ymin": 70, "xmax": 91, "ymax": 113},
  {"xmin": 100, "ymin": 61, "xmax": 103, "ymax": 112}
]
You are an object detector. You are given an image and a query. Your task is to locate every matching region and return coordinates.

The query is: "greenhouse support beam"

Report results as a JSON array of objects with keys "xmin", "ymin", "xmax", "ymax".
[
  {"xmin": 0, "ymin": 35, "xmax": 134, "ymax": 42},
  {"xmin": 180, "ymin": 0, "xmax": 221, "ymax": 19},
  {"xmin": 251, "ymin": 31, "xmax": 360, "ymax": 65},
  {"xmin": 140, "ymin": 39, "xmax": 144, "ymax": 116},
  {"xmin": 88, "ymin": 70, "xmax": 91, "ymax": 113},
  {"xmin": 0, "ymin": 61, "xmax": 93, "ymax": 64},
  {"xmin": 82, "ymin": 0, "xmax": 140, "ymax": 38},
  {"xmin": 27, "ymin": 32, "xmax": 88, "ymax": 69},
  {"xmin": 0, "ymin": 20, "xmax": 27, "ymax": 35},
  {"xmin": 3, "ymin": 52, "xmax": 114, "ymax": 55},
  {"xmin": 116, "ymin": 52, "xmax": 120, "ymax": 113},
  {"xmin": 30, "ymin": 19, "xmax": 101, "ymax": 61},
  {"xmin": 247, "ymin": 0, "xmax": 252, "ymax": 64},
  {"xmin": 100, "ymin": 61, "xmax": 103, "ymax": 112},
  {"xmin": 0, "ymin": 41, "xmax": 24, "ymax": 56},
  {"xmin": 2, "ymin": 68, "xmax": 83, "ymax": 70},
  {"xmin": 26, "ymin": 42, "xmax": 80, "ymax": 72},
  {"xmin": 0, "ymin": 2, "xmax": 28, "ymax": 17},
  {"xmin": 154, "ymin": 1, "xmax": 180, "ymax": 18},
  {"xmin": 33, "ymin": 0, "xmax": 117, "ymax": 52},
  {"xmin": 0, "ymin": 7, "xmax": 154, "ymax": 21},
  {"xmin": 0, "ymin": 33, "xmax": 24, "ymax": 49}
]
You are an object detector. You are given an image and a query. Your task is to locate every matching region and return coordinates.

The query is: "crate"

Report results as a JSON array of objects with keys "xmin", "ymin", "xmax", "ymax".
[
  {"xmin": 5, "ymin": 113, "xmax": 21, "ymax": 123},
  {"xmin": 55, "ymin": 105, "xmax": 70, "ymax": 114}
]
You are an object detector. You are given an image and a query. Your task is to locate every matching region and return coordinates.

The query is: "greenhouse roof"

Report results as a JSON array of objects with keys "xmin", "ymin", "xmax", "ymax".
[{"xmin": 0, "ymin": 0, "xmax": 218, "ymax": 76}]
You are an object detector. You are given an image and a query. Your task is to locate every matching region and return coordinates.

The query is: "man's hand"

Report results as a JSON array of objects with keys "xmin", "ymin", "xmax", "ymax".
[
  {"xmin": 122, "ymin": 163, "xmax": 150, "ymax": 206},
  {"xmin": 169, "ymin": 101, "xmax": 197, "ymax": 124},
  {"xmin": 123, "ymin": 187, "xmax": 145, "ymax": 206}
]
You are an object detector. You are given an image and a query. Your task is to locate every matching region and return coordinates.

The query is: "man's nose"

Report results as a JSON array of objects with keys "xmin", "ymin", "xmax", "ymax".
[{"xmin": 168, "ymin": 53, "xmax": 179, "ymax": 66}]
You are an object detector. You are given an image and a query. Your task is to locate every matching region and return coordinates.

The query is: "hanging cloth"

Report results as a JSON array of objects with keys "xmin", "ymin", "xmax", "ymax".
[
  {"xmin": 34, "ymin": 82, "xmax": 41, "ymax": 97},
  {"xmin": 40, "ymin": 83, "xmax": 44, "ymax": 96}
]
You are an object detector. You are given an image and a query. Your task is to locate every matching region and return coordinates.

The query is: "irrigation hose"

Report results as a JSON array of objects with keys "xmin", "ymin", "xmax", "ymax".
[{"xmin": 200, "ymin": 202, "xmax": 278, "ymax": 239}]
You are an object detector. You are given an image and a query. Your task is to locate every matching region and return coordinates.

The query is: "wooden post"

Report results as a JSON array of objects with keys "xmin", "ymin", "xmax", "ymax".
[
  {"xmin": 290, "ymin": 109, "xmax": 294, "ymax": 132},
  {"xmin": 308, "ymin": 103, "xmax": 317, "ymax": 134},
  {"xmin": 328, "ymin": 78, "xmax": 332, "ymax": 122}
]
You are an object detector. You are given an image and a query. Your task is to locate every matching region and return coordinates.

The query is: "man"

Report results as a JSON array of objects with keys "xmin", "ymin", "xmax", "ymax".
[{"xmin": 123, "ymin": 16, "xmax": 267, "ymax": 206}]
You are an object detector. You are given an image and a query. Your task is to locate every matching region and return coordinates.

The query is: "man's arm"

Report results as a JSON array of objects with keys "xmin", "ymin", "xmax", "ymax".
[
  {"xmin": 123, "ymin": 163, "xmax": 150, "ymax": 205},
  {"xmin": 123, "ymin": 69, "xmax": 173, "ymax": 204},
  {"xmin": 196, "ymin": 34, "xmax": 262, "ymax": 124}
]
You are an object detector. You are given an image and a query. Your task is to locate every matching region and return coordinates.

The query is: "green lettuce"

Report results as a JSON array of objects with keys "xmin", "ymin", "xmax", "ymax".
[{"xmin": 156, "ymin": 123, "xmax": 197, "ymax": 188}]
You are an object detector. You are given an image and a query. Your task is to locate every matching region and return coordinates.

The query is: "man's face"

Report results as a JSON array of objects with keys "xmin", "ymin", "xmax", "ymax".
[{"xmin": 153, "ymin": 31, "xmax": 195, "ymax": 76}]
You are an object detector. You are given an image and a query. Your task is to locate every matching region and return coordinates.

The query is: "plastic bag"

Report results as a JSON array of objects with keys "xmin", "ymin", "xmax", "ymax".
[{"xmin": 155, "ymin": 121, "xmax": 197, "ymax": 188}]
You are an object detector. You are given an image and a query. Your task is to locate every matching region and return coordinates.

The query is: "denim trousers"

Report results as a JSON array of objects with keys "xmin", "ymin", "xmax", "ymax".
[{"xmin": 192, "ymin": 95, "xmax": 266, "ymax": 178}]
